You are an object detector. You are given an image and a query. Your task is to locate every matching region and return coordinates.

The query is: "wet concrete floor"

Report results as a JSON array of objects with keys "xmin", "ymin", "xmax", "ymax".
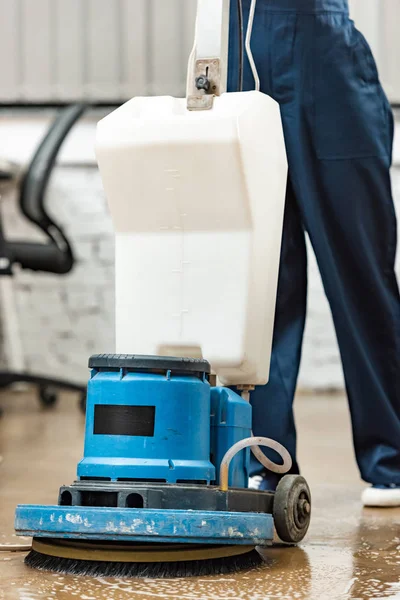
[{"xmin": 0, "ymin": 390, "xmax": 399, "ymax": 599}]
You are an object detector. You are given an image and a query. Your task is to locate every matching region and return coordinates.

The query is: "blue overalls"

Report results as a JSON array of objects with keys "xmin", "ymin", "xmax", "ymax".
[{"xmin": 228, "ymin": 0, "xmax": 400, "ymax": 487}]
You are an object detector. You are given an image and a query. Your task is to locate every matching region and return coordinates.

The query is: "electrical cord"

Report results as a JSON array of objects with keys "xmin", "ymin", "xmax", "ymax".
[
  {"xmin": 219, "ymin": 436, "xmax": 292, "ymax": 491},
  {"xmin": 245, "ymin": 0, "xmax": 260, "ymax": 91},
  {"xmin": 237, "ymin": 0, "xmax": 260, "ymax": 92},
  {"xmin": 237, "ymin": 0, "xmax": 244, "ymax": 91},
  {"xmin": 0, "ymin": 543, "xmax": 31, "ymax": 552}
]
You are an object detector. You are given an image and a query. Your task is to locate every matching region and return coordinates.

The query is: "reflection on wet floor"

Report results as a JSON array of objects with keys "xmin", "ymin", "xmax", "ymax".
[
  {"xmin": 0, "ymin": 392, "xmax": 399, "ymax": 599},
  {"xmin": 349, "ymin": 512, "xmax": 400, "ymax": 599}
]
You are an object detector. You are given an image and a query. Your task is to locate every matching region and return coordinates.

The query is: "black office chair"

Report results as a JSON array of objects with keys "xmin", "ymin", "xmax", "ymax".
[{"xmin": 0, "ymin": 105, "xmax": 88, "ymax": 410}]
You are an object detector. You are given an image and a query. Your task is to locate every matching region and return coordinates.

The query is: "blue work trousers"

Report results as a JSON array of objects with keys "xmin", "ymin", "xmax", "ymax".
[{"xmin": 228, "ymin": 0, "xmax": 400, "ymax": 486}]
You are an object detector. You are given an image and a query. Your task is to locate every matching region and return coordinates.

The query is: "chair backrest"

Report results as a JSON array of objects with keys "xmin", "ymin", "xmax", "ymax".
[{"xmin": 6, "ymin": 104, "xmax": 86, "ymax": 274}]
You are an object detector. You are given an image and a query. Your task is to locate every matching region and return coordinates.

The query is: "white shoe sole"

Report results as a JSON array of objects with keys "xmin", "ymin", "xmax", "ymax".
[
  {"xmin": 248, "ymin": 475, "xmax": 264, "ymax": 490},
  {"xmin": 361, "ymin": 487, "xmax": 400, "ymax": 508}
]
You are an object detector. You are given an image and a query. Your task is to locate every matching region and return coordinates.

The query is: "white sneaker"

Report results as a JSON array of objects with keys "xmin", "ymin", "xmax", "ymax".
[
  {"xmin": 248, "ymin": 474, "xmax": 265, "ymax": 490},
  {"xmin": 362, "ymin": 485, "xmax": 400, "ymax": 508}
]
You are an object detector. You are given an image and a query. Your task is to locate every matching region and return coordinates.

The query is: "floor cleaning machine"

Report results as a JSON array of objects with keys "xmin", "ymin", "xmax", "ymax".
[{"xmin": 14, "ymin": 0, "xmax": 311, "ymax": 578}]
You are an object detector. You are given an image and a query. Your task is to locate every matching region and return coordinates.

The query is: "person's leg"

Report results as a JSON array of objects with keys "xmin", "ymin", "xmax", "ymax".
[
  {"xmin": 274, "ymin": 9, "xmax": 400, "ymax": 492},
  {"xmin": 228, "ymin": 3, "xmax": 308, "ymax": 489},
  {"xmin": 306, "ymin": 157, "xmax": 400, "ymax": 485},
  {"xmin": 304, "ymin": 21, "xmax": 400, "ymax": 490},
  {"xmin": 249, "ymin": 178, "xmax": 307, "ymax": 488},
  {"xmin": 232, "ymin": 1, "xmax": 400, "ymax": 497}
]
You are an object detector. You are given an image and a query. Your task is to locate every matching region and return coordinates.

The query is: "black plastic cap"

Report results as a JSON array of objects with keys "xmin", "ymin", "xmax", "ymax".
[{"xmin": 88, "ymin": 354, "xmax": 211, "ymax": 375}]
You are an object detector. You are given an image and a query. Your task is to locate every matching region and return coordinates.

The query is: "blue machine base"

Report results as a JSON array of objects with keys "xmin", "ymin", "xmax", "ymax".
[{"xmin": 15, "ymin": 505, "xmax": 274, "ymax": 546}]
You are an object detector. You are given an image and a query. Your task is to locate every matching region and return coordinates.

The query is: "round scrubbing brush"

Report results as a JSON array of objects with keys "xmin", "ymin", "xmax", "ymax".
[{"xmin": 25, "ymin": 539, "xmax": 264, "ymax": 578}]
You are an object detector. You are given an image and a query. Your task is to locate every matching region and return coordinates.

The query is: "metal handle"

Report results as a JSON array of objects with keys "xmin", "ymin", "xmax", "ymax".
[
  {"xmin": 186, "ymin": 0, "xmax": 260, "ymax": 110},
  {"xmin": 186, "ymin": 0, "xmax": 231, "ymax": 109},
  {"xmin": 245, "ymin": 0, "xmax": 260, "ymax": 91},
  {"xmin": 194, "ymin": 0, "xmax": 231, "ymax": 91}
]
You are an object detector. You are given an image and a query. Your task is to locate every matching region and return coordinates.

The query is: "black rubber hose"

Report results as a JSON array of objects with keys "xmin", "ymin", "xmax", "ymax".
[{"xmin": 13, "ymin": 103, "xmax": 87, "ymax": 274}]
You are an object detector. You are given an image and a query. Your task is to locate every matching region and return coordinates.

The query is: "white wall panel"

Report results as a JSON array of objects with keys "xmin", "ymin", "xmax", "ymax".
[
  {"xmin": 350, "ymin": 0, "xmax": 400, "ymax": 103},
  {"xmin": 0, "ymin": 0, "xmax": 398, "ymax": 104},
  {"xmin": 20, "ymin": 0, "xmax": 54, "ymax": 101},
  {"xmin": 0, "ymin": 0, "xmax": 20, "ymax": 101},
  {"xmin": 85, "ymin": 0, "xmax": 122, "ymax": 100},
  {"xmin": 148, "ymin": 0, "xmax": 186, "ymax": 96},
  {"xmin": 349, "ymin": 0, "xmax": 380, "ymax": 56},
  {"xmin": 120, "ymin": 0, "xmax": 148, "ymax": 97},
  {"xmin": 380, "ymin": 0, "xmax": 400, "ymax": 103},
  {"xmin": 54, "ymin": 0, "xmax": 85, "ymax": 101}
]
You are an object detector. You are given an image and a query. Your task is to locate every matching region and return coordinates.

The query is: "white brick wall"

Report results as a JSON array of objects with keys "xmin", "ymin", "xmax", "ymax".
[
  {"xmin": 0, "ymin": 112, "xmax": 399, "ymax": 389},
  {"xmin": 1, "ymin": 166, "xmax": 115, "ymax": 383},
  {"xmin": 0, "ymin": 0, "xmax": 399, "ymax": 104}
]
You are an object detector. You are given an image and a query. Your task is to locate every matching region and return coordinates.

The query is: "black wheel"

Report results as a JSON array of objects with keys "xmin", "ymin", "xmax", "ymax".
[
  {"xmin": 79, "ymin": 392, "xmax": 86, "ymax": 414},
  {"xmin": 39, "ymin": 386, "xmax": 58, "ymax": 408},
  {"xmin": 273, "ymin": 475, "xmax": 311, "ymax": 544}
]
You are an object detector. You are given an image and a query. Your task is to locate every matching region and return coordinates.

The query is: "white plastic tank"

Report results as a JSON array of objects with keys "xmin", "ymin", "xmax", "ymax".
[{"xmin": 96, "ymin": 90, "xmax": 287, "ymax": 386}]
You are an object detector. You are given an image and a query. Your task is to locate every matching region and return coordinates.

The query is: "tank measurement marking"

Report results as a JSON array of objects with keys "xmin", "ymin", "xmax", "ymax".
[{"xmin": 165, "ymin": 168, "xmax": 189, "ymax": 337}]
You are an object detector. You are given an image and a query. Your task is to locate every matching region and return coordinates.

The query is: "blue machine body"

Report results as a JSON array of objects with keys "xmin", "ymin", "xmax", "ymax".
[
  {"xmin": 78, "ymin": 367, "xmax": 215, "ymax": 484},
  {"xmin": 15, "ymin": 355, "xmax": 273, "ymax": 547},
  {"xmin": 210, "ymin": 387, "xmax": 251, "ymax": 488},
  {"xmin": 15, "ymin": 506, "xmax": 273, "ymax": 546},
  {"xmin": 78, "ymin": 362, "xmax": 252, "ymax": 487}
]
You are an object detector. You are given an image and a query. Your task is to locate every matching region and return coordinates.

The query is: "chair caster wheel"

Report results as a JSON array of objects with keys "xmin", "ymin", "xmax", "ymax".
[
  {"xmin": 79, "ymin": 392, "xmax": 86, "ymax": 414},
  {"xmin": 273, "ymin": 475, "xmax": 311, "ymax": 544},
  {"xmin": 38, "ymin": 386, "xmax": 58, "ymax": 408}
]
